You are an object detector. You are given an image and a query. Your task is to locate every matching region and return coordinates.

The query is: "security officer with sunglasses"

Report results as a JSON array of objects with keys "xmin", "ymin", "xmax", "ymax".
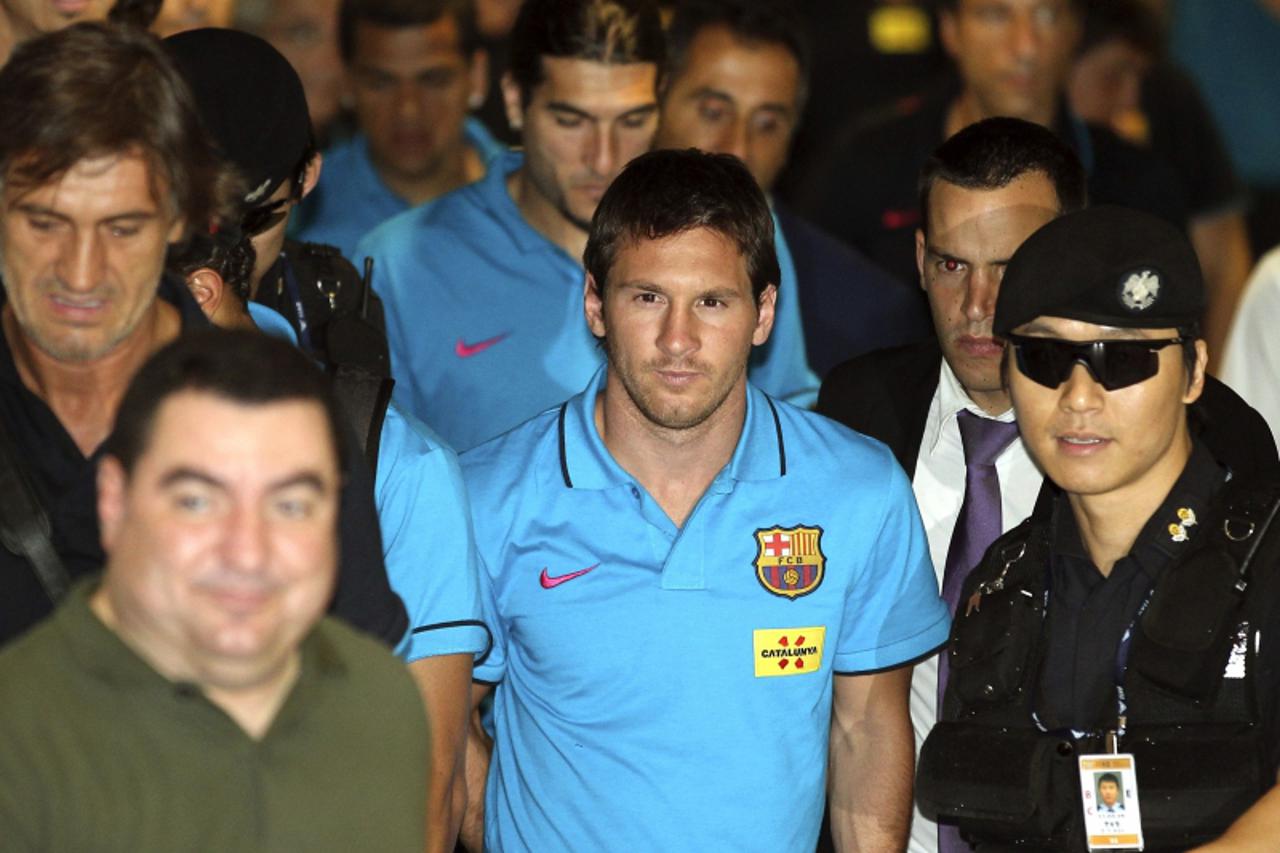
[{"xmin": 917, "ymin": 205, "xmax": 1280, "ymax": 852}]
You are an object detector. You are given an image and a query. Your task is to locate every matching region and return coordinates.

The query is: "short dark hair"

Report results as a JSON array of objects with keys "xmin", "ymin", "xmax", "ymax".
[
  {"xmin": 918, "ymin": 116, "xmax": 1088, "ymax": 236},
  {"xmin": 664, "ymin": 0, "xmax": 810, "ymax": 108},
  {"xmin": 166, "ymin": 226, "xmax": 258, "ymax": 302},
  {"xmin": 104, "ymin": 329, "xmax": 347, "ymax": 475},
  {"xmin": 584, "ymin": 147, "xmax": 779, "ymax": 302},
  {"xmin": 338, "ymin": 0, "xmax": 480, "ymax": 62},
  {"xmin": 1077, "ymin": 0, "xmax": 1164, "ymax": 60},
  {"xmin": 1098, "ymin": 773, "xmax": 1120, "ymax": 787},
  {"xmin": 938, "ymin": 0, "xmax": 1085, "ymax": 12},
  {"xmin": 508, "ymin": 0, "xmax": 665, "ymax": 106},
  {"xmin": 0, "ymin": 23, "xmax": 234, "ymax": 236}
]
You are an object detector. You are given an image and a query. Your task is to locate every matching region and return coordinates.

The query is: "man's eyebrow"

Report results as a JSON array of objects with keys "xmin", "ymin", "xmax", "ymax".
[
  {"xmin": 12, "ymin": 202, "xmax": 158, "ymax": 222},
  {"xmin": 924, "ymin": 244, "xmax": 971, "ymax": 265},
  {"xmin": 545, "ymin": 101, "xmax": 594, "ymax": 119},
  {"xmin": 688, "ymin": 85, "xmax": 735, "ymax": 104},
  {"xmin": 157, "ymin": 468, "xmax": 329, "ymax": 492}
]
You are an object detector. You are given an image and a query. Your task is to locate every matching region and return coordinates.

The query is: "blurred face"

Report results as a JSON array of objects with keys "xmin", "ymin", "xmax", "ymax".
[
  {"xmin": 1099, "ymin": 780, "xmax": 1119, "ymax": 806},
  {"xmin": 96, "ymin": 390, "xmax": 340, "ymax": 693},
  {"xmin": 152, "ymin": 0, "xmax": 237, "ymax": 37},
  {"xmin": 1007, "ymin": 316, "xmax": 1206, "ymax": 502},
  {"xmin": 348, "ymin": 16, "xmax": 483, "ymax": 185},
  {"xmin": 259, "ymin": 0, "xmax": 344, "ymax": 134},
  {"xmin": 0, "ymin": 152, "xmax": 184, "ymax": 363},
  {"xmin": 916, "ymin": 172, "xmax": 1060, "ymax": 413},
  {"xmin": 505, "ymin": 56, "xmax": 659, "ymax": 233},
  {"xmin": 941, "ymin": 0, "xmax": 1080, "ymax": 122},
  {"xmin": 0, "ymin": 0, "xmax": 111, "ymax": 39},
  {"xmin": 656, "ymin": 25, "xmax": 801, "ymax": 192},
  {"xmin": 584, "ymin": 227, "xmax": 775, "ymax": 431},
  {"xmin": 1068, "ymin": 38, "xmax": 1151, "ymax": 134}
]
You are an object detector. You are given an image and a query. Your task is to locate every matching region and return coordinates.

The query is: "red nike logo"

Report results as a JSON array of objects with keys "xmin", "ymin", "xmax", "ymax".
[
  {"xmin": 539, "ymin": 563, "xmax": 600, "ymax": 589},
  {"xmin": 455, "ymin": 333, "xmax": 509, "ymax": 358}
]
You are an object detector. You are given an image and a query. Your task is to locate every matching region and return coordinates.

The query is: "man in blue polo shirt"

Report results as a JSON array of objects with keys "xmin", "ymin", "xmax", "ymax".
[
  {"xmin": 358, "ymin": 0, "xmax": 818, "ymax": 453},
  {"xmin": 294, "ymin": 0, "xmax": 506, "ymax": 260},
  {"xmin": 461, "ymin": 149, "xmax": 949, "ymax": 852}
]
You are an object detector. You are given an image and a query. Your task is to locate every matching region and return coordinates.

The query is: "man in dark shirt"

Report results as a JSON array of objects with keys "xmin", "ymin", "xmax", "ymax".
[
  {"xmin": 655, "ymin": 0, "xmax": 930, "ymax": 378},
  {"xmin": 801, "ymin": 0, "xmax": 1186, "ymax": 291},
  {"xmin": 917, "ymin": 205, "xmax": 1280, "ymax": 851},
  {"xmin": 0, "ymin": 22, "xmax": 404, "ymax": 648}
]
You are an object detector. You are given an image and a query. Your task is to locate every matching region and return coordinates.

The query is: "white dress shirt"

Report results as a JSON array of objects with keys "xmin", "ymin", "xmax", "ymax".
[
  {"xmin": 907, "ymin": 360, "xmax": 1044, "ymax": 853},
  {"xmin": 1222, "ymin": 246, "xmax": 1280, "ymax": 441}
]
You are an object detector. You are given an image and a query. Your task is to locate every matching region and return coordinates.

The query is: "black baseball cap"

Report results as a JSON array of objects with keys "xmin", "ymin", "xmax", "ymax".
[
  {"xmin": 994, "ymin": 205, "xmax": 1204, "ymax": 337},
  {"xmin": 165, "ymin": 28, "xmax": 312, "ymax": 206}
]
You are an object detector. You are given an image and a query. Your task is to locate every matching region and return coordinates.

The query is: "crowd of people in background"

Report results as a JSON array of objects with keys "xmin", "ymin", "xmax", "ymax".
[{"xmin": 3, "ymin": 1, "xmax": 1280, "ymax": 852}]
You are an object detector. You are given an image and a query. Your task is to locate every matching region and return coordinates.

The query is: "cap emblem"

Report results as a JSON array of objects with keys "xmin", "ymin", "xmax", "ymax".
[
  {"xmin": 1120, "ymin": 269, "xmax": 1160, "ymax": 311},
  {"xmin": 244, "ymin": 177, "xmax": 272, "ymax": 204}
]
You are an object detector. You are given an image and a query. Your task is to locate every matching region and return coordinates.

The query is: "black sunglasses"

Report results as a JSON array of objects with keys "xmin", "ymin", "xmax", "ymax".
[
  {"xmin": 240, "ymin": 196, "xmax": 291, "ymax": 236},
  {"xmin": 1007, "ymin": 334, "xmax": 1188, "ymax": 391}
]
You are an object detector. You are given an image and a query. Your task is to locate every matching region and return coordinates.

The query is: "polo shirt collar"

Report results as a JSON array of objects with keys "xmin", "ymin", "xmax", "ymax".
[
  {"xmin": 60, "ymin": 575, "xmax": 346, "ymax": 701},
  {"xmin": 558, "ymin": 367, "xmax": 787, "ymax": 490},
  {"xmin": 482, "ymin": 149, "xmax": 578, "ymax": 260}
]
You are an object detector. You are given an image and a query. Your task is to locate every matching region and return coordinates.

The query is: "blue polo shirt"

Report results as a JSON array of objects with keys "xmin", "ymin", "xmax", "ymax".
[
  {"xmin": 461, "ymin": 368, "xmax": 948, "ymax": 852},
  {"xmin": 359, "ymin": 149, "xmax": 819, "ymax": 452},
  {"xmin": 295, "ymin": 117, "xmax": 506, "ymax": 260},
  {"xmin": 248, "ymin": 302, "xmax": 488, "ymax": 663}
]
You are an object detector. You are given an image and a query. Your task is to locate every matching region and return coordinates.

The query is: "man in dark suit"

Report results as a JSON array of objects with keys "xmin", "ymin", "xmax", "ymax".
[{"xmin": 818, "ymin": 115, "xmax": 1276, "ymax": 853}]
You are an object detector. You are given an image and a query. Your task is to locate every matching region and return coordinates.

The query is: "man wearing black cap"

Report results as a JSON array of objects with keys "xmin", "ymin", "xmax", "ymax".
[
  {"xmin": 917, "ymin": 205, "xmax": 1280, "ymax": 852},
  {"xmin": 168, "ymin": 29, "xmax": 489, "ymax": 853},
  {"xmin": 165, "ymin": 26, "xmax": 389, "ymax": 375}
]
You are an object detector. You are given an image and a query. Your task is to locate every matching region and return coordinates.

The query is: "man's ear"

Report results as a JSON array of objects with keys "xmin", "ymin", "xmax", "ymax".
[
  {"xmin": 938, "ymin": 8, "xmax": 959, "ymax": 59},
  {"xmin": 468, "ymin": 48, "xmax": 490, "ymax": 110},
  {"xmin": 915, "ymin": 227, "xmax": 927, "ymax": 291},
  {"xmin": 185, "ymin": 267, "xmax": 225, "ymax": 321},
  {"xmin": 300, "ymin": 151, "xmax": 323, "ymax": 200},
  {"xmin": 97, "ymin": 456, "xmax": 127, "ymax": 554},
  {"xmin": 752, "ymin": 283, "xmax": 778, "ymax": 346},
  {"xmin": 584, "ymin": 273, "xmax": 607, "ymax": 338},
  {"xmin": 1183, "ymin": 338, "xmax": 1209, "ymax": 404},
  {"xmin": 501, "ymin": 71, "xmax": 524, "ymax": 131}
]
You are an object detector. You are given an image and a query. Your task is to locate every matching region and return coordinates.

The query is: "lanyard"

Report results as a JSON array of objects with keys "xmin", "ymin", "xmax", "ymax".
[{"xmin": 278, "ymin": 251, "xmax": 315, "ymax": 353}]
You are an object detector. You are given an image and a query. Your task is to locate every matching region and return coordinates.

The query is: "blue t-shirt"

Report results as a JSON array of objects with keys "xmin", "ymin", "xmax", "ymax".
[
  {"xmin": 461, "ymin": 367, "xmax": 949, "ymax": 852},
  {"xmin": 248, "ymin": 302, "xmax": 487, "ymax": 663},
  {"xmin": 359, "ymin": 149, "xmax": 818, "ymax": 452},
  {"xmin": 295, "ymin": 117, "xmax": 506, "ymax": 260}
]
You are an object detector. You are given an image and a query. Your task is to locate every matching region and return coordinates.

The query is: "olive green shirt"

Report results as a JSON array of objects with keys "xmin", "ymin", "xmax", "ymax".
[{"xmin": 0, "ymin": 580, "xmax": 428, "ymax": 852}]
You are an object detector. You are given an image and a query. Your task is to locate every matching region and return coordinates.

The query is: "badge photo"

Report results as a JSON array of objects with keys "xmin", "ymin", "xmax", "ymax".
[{"xmin": 753, "ymin": 525, "xmax": 826, "ymax": 599}]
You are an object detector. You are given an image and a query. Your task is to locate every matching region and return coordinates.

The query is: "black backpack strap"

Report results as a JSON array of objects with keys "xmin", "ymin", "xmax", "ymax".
[
  {"xmin": 332, "ymin": 365, "xmax": 395, "ymax": 477},
  {"xmin": 0, "ymin": 413, "xmax": 69, "ymax": 603}
]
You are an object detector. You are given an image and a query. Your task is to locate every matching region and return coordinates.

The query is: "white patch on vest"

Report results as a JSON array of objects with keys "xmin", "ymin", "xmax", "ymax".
[
  {"xmin": 1224, "ymin": 622, "xmax": 1249, "ymax": 679},
  {"xmin": 1121, "ymin": 270, "xmax": 1160, "ymax": 311}
]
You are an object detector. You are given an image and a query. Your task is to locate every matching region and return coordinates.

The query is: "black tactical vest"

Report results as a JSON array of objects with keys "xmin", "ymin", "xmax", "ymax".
[{"xmin": 917, "ymin": 479, "xmax": 1280, "ymax": 851}]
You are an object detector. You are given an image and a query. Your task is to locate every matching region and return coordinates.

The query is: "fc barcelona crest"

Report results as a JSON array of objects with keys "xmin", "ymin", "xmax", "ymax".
[{"xmin": 754, "ymin": 525, "xmax": 826, "ymax": 599}]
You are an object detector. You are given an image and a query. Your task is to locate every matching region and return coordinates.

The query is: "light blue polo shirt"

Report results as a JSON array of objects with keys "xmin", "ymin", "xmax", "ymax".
[
  {"xmin": 295, "ymin": 117, "xmax": 506, "ymax": 260},
  {"xmin": 461, "ymin": 368, "xmax": 948, "ymax": 852},
  {"xmin": 359, "ymin": 149, "xmax": 819, "ymax": 452},
  {"xmin": 248, "ymin": 301, "xmax": 488, "ymax": 663}
]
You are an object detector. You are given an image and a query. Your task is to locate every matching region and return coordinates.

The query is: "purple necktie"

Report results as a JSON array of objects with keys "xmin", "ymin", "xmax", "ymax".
[{"xmin": 937, "ymin": 411, "xmax": 1019, "ymax": 853}]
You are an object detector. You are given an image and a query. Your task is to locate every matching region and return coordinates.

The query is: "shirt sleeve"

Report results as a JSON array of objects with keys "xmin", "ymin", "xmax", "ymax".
[
  {"xmin": 746, "ymin": 214, "xmax": 821, "ymax": 408},
  {"xmin": 376, "ymin": 404, "xmax": 490, "ymax": 663},
  {"xmin": 832, "ymin": 453, "xmax": 950, "ymax": 673},
  {"xmin": 471, "ymin": 547, "xmax": 506, "ymax": 684}
]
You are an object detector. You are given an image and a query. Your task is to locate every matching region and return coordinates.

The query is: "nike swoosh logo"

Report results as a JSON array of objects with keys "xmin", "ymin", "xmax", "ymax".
[
  {"xmin": 455, "ymin": 333, "xmax": 509, "ymax": 358},
  {"xmin": 539, "ymin": 563, "xmax": 600, "ymax": 589}
]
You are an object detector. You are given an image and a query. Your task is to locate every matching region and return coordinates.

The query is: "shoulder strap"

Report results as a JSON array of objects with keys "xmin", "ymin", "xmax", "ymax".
[
  {"xmin": 332, "ymin": 365, "xmax": 395, "ymax": 477},
  {"xmin": 0, "ymin": 413, "xmax": 69, "ymax": 602}
]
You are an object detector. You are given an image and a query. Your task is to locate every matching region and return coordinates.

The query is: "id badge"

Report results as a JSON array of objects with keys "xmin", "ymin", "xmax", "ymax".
[{"xmin": 1079, "ymin": 754, "xmax": 1144, "ymax": 851}]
